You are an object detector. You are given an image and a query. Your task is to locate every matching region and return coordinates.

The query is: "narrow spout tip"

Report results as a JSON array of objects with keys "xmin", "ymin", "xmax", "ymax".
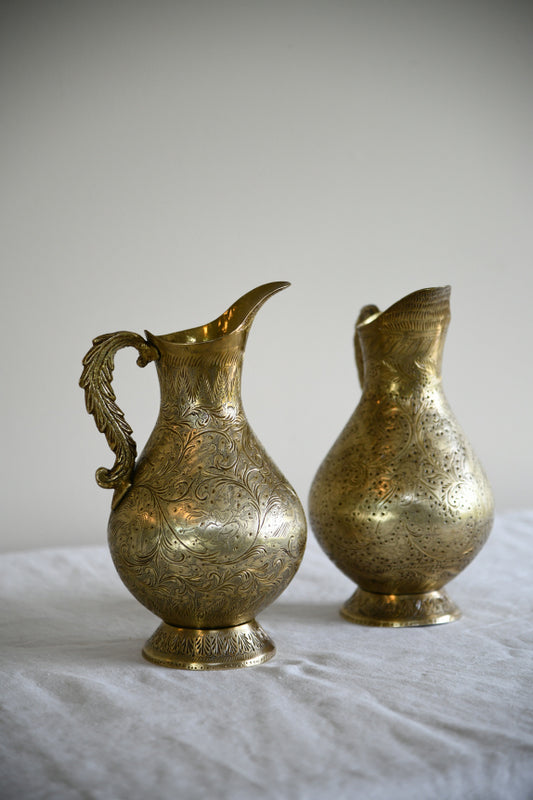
[
  {"xmin": 231, "ymin": 281, "xmax": 291, "ymax": 332},
  {"xmin": 258, "ymin": 280, "xmax": 291, "ymax": 294}
]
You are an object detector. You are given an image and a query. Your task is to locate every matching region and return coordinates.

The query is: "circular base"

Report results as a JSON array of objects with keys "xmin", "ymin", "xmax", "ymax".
[
  {"xmin": 341, "ymin": 587, "xmax": 462, "ymax": 627},
  {"xmin": 142, "ymin": 619, "xmax": 276, "ymax": 670}
]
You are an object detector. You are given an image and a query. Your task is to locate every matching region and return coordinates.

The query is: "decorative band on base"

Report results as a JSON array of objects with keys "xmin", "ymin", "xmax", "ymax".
[
  {"xmin": 142, "ymin": 619, "xmax": 276, "ymax": 670},
  {"xmin": 341, "ymin": 587, "xmax": 462, "ymax": 627}
]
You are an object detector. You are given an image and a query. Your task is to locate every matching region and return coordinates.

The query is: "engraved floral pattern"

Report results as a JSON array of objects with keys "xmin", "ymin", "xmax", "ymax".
[
  {"xmin": 108, "ymin": 336, "xmax": 306, "ymax": 630},
  {"xmin": 309, "ymin": 287, "xmax": 493, "ymax": 599}
]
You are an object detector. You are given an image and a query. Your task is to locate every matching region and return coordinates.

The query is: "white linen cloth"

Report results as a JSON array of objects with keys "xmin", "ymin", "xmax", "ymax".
[{"xmin": 1, "ymin": 512, "xmax": 532, "ymax": 800}]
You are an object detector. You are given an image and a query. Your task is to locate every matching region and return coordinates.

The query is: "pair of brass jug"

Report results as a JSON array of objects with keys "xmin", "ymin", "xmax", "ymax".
[{"xmin": 80, "ymin": 282, "xmax": 493, "ymax": 670}]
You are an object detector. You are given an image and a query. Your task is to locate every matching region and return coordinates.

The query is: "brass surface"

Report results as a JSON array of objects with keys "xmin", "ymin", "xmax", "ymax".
[
  {"xmin": 309, "ymin": 287, "xmax": 493, "ymax": 626},
  {"xmin": 142, "ymin": 620, "xmax": 276, "ymax": 670},
  {"xmin": 80, "ymin": 282, "xmax": 307, "ymax": 668},
  {"xmin": 341, "ymin": 588, "xmax": 461, "ymax": 627}
]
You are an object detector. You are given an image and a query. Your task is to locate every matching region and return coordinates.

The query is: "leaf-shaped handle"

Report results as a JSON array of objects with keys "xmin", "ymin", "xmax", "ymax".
[
  {"xmin": 79, "ymin": 331, "xmax": 159, "ymax": 508},
  {"xmin": 354, "ymin": 304, "xmax": 380, "ymax": 388}
]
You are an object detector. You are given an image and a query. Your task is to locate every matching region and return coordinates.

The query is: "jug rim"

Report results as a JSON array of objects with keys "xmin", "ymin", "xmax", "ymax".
[
  {"xmin": 146, "ymin": 281, "xmax": 290, "ymax": 347},
  {"xmin": 357, "ymin": 286, "xmax": 451, "ymax": 330}
]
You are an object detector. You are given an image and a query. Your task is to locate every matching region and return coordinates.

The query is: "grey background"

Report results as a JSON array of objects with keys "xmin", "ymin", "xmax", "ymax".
[{"xmin": 1, "ymin": 0, "xmax": 532, "ymax": 552}]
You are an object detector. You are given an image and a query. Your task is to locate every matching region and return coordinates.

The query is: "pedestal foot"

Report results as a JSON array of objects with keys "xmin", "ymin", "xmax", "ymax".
[
  {"xmin": 142, "ymin": 619, "xmax": 276, "ymax": 670},
  {"xmin": 341, "ymin": 587, "xmax": 462, "ymax": 627}
]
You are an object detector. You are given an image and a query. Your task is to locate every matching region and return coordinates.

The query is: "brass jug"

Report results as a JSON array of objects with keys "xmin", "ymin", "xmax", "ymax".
[
  {"xmin": 80, "ymin": 282, "xmax": 306, "ymax": 668},
  {"xmin": 309, "ymin": 287, "xmax": 493, "ymax": 626}
]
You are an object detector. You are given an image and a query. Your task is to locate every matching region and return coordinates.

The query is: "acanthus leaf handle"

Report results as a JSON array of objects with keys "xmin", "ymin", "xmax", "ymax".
[{"xmin": 79, "ymin": 331, "xmax": 159, "ymax": 508}]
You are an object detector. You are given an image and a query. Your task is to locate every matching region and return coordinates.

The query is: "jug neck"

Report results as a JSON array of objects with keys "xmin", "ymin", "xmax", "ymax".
[
  {"xmin": 356, "ymin": 286, "xmax": 451, "ymax": 396},
  {"xmin": 145, "ymin": 282, "xmax": 289, "ymax": 416},
  {"xmin": 152, "ymin": 336, "xmax": 245, "ymax": 415}
]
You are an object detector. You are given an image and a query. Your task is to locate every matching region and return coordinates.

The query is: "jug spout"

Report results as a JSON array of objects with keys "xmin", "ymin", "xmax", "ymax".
[
  {"xmin": 226, "ymin": 281, "xmax": 291, "ymax": 338},
  {"xmin": 143, "ymin": 282, "xmax": 291, "ymax": 414},
  {"xmin": 355, "ymin": 286, "xmax": 452, "ymax": 392},
  {"xmin": 146, "ymin": 281, "xmax": 290, "ymax": 349}
]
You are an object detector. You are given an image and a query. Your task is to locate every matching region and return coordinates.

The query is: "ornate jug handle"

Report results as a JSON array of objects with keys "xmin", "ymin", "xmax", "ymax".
[
  {"xmin": 79, "ymin": 331, "xmax": 159, "ymax": 508},
  {"xmin": 354, "ymin": 304, "xmax": 380, "ymax": 388}
]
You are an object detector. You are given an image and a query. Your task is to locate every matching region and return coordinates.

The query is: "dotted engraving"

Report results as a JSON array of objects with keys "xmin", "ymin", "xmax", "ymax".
[{"xmin": 309, "ymin": 287, "xmax": 493, "ymax": 600}]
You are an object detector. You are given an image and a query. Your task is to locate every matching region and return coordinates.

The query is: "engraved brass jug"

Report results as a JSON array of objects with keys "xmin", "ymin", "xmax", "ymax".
[
  {"xmin": 80, "ymin": 282, "xmax": 306, "ymax": 668},
  {"xmin": 309, "ymin": 287, "xmax": 493, "ymax": 626}
]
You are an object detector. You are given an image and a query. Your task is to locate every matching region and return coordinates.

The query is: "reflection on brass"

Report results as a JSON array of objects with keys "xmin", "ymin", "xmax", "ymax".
[
  {"xmin": 309, "ymin": 287, "xmax": 493, "ymax": 626},
  {"xmin": 80, "ymin": 283, "xmax": 306, "ymax": 668}
]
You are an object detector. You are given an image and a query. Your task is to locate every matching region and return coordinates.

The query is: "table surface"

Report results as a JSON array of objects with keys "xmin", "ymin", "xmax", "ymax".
[{"xmin": 1, "ymin": 511, "xmax": 532, "ymax": 800}]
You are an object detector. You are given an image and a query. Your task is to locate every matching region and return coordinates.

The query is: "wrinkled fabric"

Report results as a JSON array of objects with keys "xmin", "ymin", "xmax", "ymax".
[{"xmin": 1, "ymin": 512, "xmax": 532, "ymax": 800}]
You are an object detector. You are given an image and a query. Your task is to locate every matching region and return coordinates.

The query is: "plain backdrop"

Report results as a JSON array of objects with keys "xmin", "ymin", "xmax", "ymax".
[{"xmin": 1, "ymin": 0, "xmax": 532, "ymax": 553}]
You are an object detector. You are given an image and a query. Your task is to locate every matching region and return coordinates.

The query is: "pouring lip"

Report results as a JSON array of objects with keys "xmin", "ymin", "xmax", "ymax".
[
  {"xmin": 357, "ymin": 286, "xmax": 451, "ymax": 331},
  {"xmin": 145, "ymin": 281, "xmax": 290, "ymax": 347}
]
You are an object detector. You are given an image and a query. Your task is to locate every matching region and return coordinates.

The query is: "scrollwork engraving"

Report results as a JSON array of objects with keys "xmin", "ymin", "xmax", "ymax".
[{"xmin": 309, "ymin": 287, "xmax": 493, "ymax": 622}]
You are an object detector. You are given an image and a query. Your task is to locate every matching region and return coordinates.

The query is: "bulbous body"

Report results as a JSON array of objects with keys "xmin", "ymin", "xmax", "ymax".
[
  {"xmin": 108, "ymin": 333, "xmax": 306, "ymax": 632},
  {"xmin": 309, "ymin": 287, "xmax": 493, "ymax": 626},
  {"xmin": 81, "ymin": 283, "xmax": 306, "ymax": 667}
]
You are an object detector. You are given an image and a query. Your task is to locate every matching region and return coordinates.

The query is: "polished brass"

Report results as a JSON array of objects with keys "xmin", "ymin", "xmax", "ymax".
[
  {"xmin": 309, "ymin": 287, "xmax": 493, "ymax": 626},
  {"xmin": 80, "ymin": 282, "xmax": 307, "ymax": 668}
]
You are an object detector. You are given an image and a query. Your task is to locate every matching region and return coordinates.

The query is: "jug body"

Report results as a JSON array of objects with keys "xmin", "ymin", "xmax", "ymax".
[
  {"xmin": 81, "ymin": 283, "xmax": 306, "ymax": 667},
  {"xmin": 309, "ymin": 287, "xmax": 493, "ymax": 626}
]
